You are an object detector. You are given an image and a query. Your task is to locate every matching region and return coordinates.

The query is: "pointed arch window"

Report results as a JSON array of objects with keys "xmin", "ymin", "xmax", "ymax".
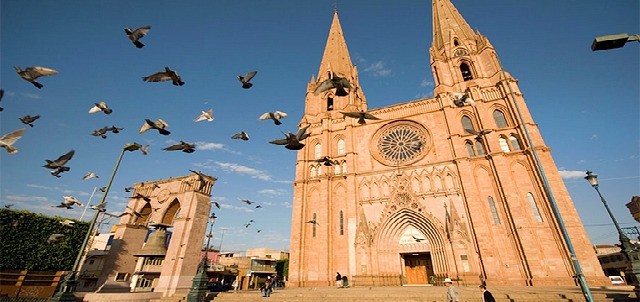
[
  {"xmin": 460, "ymin": 62, "xmax": 473, "ymax": 81},
  {"xmin": 327, "ymin": 97, "xmax": 334, "ymax": 111},
  {"xmin": 310, "ymin": 166, "xmax": 317, "ymax": 178},
  {"xmin": 527, "ymin": 193, "xmax": 543, "ymax": 223},
  {"xmin": 312, "ymin": 213, "xmax": 317, "ymax": 237},
  {"xmin": 465, "ymin": 141, "xmax": 475, "ymax": 157},
  {"xmin": 493, "ymin": 110, "xmax": 508, "ymax": 128},
  {"xmin": 453, "ymin": 39, "xmax": 460, "ymax": 46},
  {"xmin": 339, "ymin": 211, "xmax": 344, "ymax": 235},
  {"xmin": 337, "ymin": 139, "xmax": 346, "ymax": 155},
  {"xmin": 488, "ymin": 196, "xmax": 500, "ymax": 224},
  {"xmin": 314, "ymin": 143, "xmax": 322, "ymax": 159},
  {"xmin": 461, "ymin": 116, "xmax": 474, "ymax": 132},
  {"xmin": 509, "ymin": 135, "xmax": 522, "ymax": 150},
  {"xmin": 475, "ymin": 139, "xmax": 486, "ymax": 155},
  {"xmin": 334, "ymin": 163, "xmax": 341, "ymax": 175},
  {"xmin": 499, "ymin": 136, "xmax": 510, "ymax": 152},
  {"xmin": 341, "ymin": 161, "xmax": 347, "ymax": 174}
]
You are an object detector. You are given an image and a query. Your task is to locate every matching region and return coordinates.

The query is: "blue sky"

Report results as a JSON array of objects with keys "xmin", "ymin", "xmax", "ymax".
[{"xmin": 1, "ymin": 1, "xmax": 638, "ymax": 253}]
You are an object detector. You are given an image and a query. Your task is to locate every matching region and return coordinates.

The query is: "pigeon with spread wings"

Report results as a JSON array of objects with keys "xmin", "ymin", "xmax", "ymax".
[
  {"xmin": 0, "ymin": 128, "xmax": 26, "ymax": 154},
  {"xmin": 14, "ymin": 66, "xmax": 58, "ymax": 89},
  {"xmin": 231, "ymin": 131, "xmax": 249, "ymax": 141},
  {"xmin": 89, "ymin": 102, "xmax": 112, "ymax": 114},
  {"xmin": 269, "ymin": 124, "xmax": 311, "ymax": 150},
  {"xmin": 258, "ymin": 111, "xmax": 287, "ymax": 125},
  {"xmin": 194, "ymin": 109, "xmax": 214, "ymax": 122},
  {"xmin": 19, "ymin": 115, "xmax": 40, "ymax": 127},
  {"xmin": 450, "ymin": 91, "xmax": 475, "ymax": 107},
  {"xmin": 238, "ymin": 70, "xmax": 257, "ymax": 89},
  {"xmin": 43, "ymin": 150, "xmax": 75, "ymax": 170},
  {"xmin": 163, "ymin": 141, "xmax": 196, "ymax": 153},
  {"xmin": 140, "ymin": 118, "xmax": 170, "ymax": 135},
  {"xmin": 314, "ymin": 72, "xmax": 352, "ymax": 96},
  {"xmin": 124, "ymin": 25, "xmax": 151, "ymax": 48},
  {"xmin": 341, "ymin": 110, "xmax": 380, "ymax": 125},
  {"xmin": 143, "ymin": 67, "xmax": 184, "ymax": 86}
]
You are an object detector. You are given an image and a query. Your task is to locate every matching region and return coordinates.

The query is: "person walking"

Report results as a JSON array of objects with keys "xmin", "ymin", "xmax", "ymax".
[
  {"xmin": 335, "ymin": 272, "xmax": 342, "ymax": 288},
  {"xmin": 444, "ymin": 278, "xmax": 459, "ymax": 302},
  {"xmin": 479, "ymin": 284, "xmax": 496, "ymax": 302}
]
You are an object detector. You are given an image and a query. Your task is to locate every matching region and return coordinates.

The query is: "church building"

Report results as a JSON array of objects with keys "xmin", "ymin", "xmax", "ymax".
[{"xmin": 288, "ymin": 0, "xmax": 608, "ymax": 287}]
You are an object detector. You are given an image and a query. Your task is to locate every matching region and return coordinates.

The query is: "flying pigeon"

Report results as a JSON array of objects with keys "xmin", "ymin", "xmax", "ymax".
[
  {"xmin": 124, "ymin": 187, "xmax": 134, "ymax": 193},
  {"xmin": 306, "ymin": 219, "xmax": 319, "ymax": 226},
  {"xmin": 60, "ymin": 219, "xmax": 75, "ymax": 227},
  {"xmin": 132, "ymin": 193, "xmax": 151, "ymax": 202},
  {"xmin": 450, "ymin": 91, "xmax": 475, "ymax": 107},
  {"xmin": 82, "ymin": 172, "xmax": 99, "ymax": 180},
  {"xmin": 125, "ymin": 206, "xmax": 145, "ymax": 218},
  {"xmin": 63, "ymin": 196, "xmax": 83, "ymax": 207},
  {"xmin": 107, "ymin": 126, "xmax": 124, "ymax": 133},
  {"xmin": 124, "ymin": 25, "xmax": 151, "ymax": 48},
  {"xmin": 4, "ymin": 204, "xmax": 14, "ymax": 209},
  {"xmin": 139, "ymin": 118, "xmax": 171, "ymax": 135},
  {"xmin": 194, "ymin": 109, "xmax": 214, "ymax": 122},
  {"xmin": 143, "ymin": 67, "xmax": 184, "ymax": 86},
  {"xmin": 103, "ymin": 211, "xmax": 129, "ymax": 218},
  {"xmin": 90, "ymin": 202, "xmax": 107, "ymax": 212},
  {"xmin": 412, "ymin": 235, "xmax": 426, "ymax": 242},
  {"xmin": 99, "ymin": 187, "xmax": 107, "ymax": 192},
  {"xmin": 14, "ymin": 66, "xmax": 58, "ymax": 89},
  {"xmin": 240, "ymin": 199, "xmax": 254, "ymax": 205},
  {"xmin": 314, "ymin": 156, "xmax": 337, "ymax": 166},
  {"xmin": 231, "ymin": 131, "xmax": 249, "ymax": 141},
  {"xmin": 50, "ymin": 167, "xmax": 69, "ymax": 178},
  {"xmin": 163, "ymin": 141, "xmax": 196, "ymax": 153},
  {"xmin": 255, "ymin": 205, "xmax": 262, "ymax": 209},
  {"xmin": 258, "ymin": 111, "xmax": 287, "ymax": 125},
  {"xmin": 89, "ymin": 102, "xmax": 112, "ymax": 114},
  {"xmin": 0, "ymin": 128, "xmax": 26, "ymax": 154},
  {"xmin": 314, "ymin": 72, "xmax": 352, "ymax": 96},
  {"xmin": 0, "ymin": 89, "xmax": 4, "ymax": 111},
  {"xmin": 43, "ymin": 150, "xmax": 75, "ymax": 170},
  {"xmin": 91, "ymin": 127, "xmax": 109, "ymax": 139},
  {"xmin": 238, "ymin": 71, "xmax": 257, "ymax": 89},
  {"xmin": 188, "ymin": 170, "xmax": 208, "ymax": 191},
  {"xmin": 464, "ymin": 128, "xmax": 492, "ymax": 137},
  {"xmin": 212, "ymin": 201, "xmax": 220, "ymax": 209},
  {"xmin": 19, "ymin": 115, "xmax": 40, "ymax": 127},
  {"xmin": 47, "ymin": 234, "xmax": 64, "ymax": 244},
  {"xmin": 123, "ymin": 142, "xmax": 149, "ymax": 155},
  {"xmin": 269, "ymin": 124, "xmax": 311, "ymax": 150},
  {"xmin": 341, "ymin": 110, "xmax": 380, "ymax": 125}
]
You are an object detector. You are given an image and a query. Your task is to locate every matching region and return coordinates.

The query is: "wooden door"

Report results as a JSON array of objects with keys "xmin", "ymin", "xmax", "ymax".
[{"xmin": 404, "ymin": 254, "xmax": 428, "ymax": 284}]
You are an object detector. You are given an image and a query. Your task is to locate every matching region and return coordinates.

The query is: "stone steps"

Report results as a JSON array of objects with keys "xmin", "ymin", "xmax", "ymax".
[{"xmin": 205, "ymin": 286, "xmax": 638, "ymax": 302}]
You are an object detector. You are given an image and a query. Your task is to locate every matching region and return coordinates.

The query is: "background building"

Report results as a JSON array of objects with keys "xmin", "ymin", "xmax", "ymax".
[{"xmin": 288, "ymin": 0, "xmax": 608, "ymax": 288}]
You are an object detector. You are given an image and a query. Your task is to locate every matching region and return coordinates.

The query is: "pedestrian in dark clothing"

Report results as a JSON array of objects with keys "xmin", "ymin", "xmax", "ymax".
[
  {"xmin": 479, "ymin": 284, "xmax": 496, "ymax": 302},
  {"xmin": 261, "ymin": 276, "xmax": 273, "ymax": 297},
  {"xmin": 335, "ymin": 272, "xmax": 342, "ymax": 288}
]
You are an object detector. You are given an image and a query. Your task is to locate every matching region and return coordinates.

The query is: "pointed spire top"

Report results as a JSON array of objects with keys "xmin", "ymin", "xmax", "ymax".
[
  {"xmin": 317, "ymin": 7, "xmax": 353, "ymax": 81},
  {"xmin": 432, "ymin": 0, "xmax": 477, "ymax": 50}
]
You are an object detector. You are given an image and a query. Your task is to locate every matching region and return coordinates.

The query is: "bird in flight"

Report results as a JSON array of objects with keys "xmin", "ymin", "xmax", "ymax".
[
  {"xmin": 124, "ymin": 187, "xmax": 134, "ymax": 193},
  {"xmin": 82, "ymin": 172, "xmax": 99, "ymax": 180},
  {"xmin": 91, "ymin": 127, "xmax": 110, "ymax": 139},
  {"xmin": 107, "ymin": 126, "xmax": 124, "ymax": 134},
  {"xmin": 269, "ymin": 124, "xmax": 311, "ymax": 150},
  {"xmin": 306, "ymin": 219, "xmax": 319, "ymax": 226},
  {"xmin": 124, "ymin": 25, "xmax": 151, "ymax": 48},
  {"xmin": 123, "ymin": 142, "xmax": 149, "ymax": 155},
  {"xmin": 411, "ymin": 235, "xmax": 426, "ymax": 242},
  {"xmin": 132, "ymin": 193, "xmax": 151, "ymax": 202},
  {"xmin": 314, "ymin": 156, "xmax": 338, "ymax": 166},
  {"xmin": 59, "ymin": 219, "xmax": 75, "ymax": 228},
  {"xmin": 212, "ymin": 201, "xmax": 221, "ymax": 209},
  {"xmin": 238, "ymin": 71, "xmax": 257, "ymax": 89},
  {"xmin": 231, "ymin": 131, "xmax": 249, "ymax": 141},
  {"xmin": 163, "ymin": 141, "xmax": 196, "ymax": 153},
  {"xmin": 143, "ymin": 67, "xmax": 184, "ymax": 86},
  {"xmin": 140, "ymin": 118, "xmax": 171, "ymax": 135},
  {"xmin": 47, "ymin": 234, "xmax": 64, "ymax": 244},
  {"xmin": 4, "ymin": 204, "xmax": 14, "ymax": 209},
  {"xmin": 19, "ymin": 115, "xmax": 40, "ymax": 127},
  {"xmin": 56, "ymin": 196, "xmax": 83, "ymax": 209},
  {"xmin": 341, "ymin": 110, "xmax": 380, "ymax": 125},
  {"xmin": 314, "ymin": 72, "xmax": 352, "ymax": 96},
  {"xmin": 188, "ymin": 170, "xmax": 208, "ymax": 191},
  {"xmin": 0, "ymin": 89, "xmax": 4, "ymax": 111},
  {"xmin": 258, "ymin": 111, "xmax": 287, "ymax": 125},
  {"xmin": 240, "ymin": 199, "xmax": 254, "ymax": 205},
  {"xmin": 450, "ymin": 91, "xmax": 475, "ymax": 107},
  {"xmin": 464, "ymin": 128, "xmax": 492, "ymax": 137},
  {"xmin": 194, "ymin": 109, "xmax": 214, "ymax": 122},
  {"xmin": 90, "ymin": 203, "xmax": 107, "ymax": 212},
  {"xmin": 0, "ymin": 128, "xmax": 26, "ymax": 154},
  {"xmin": 89, "ymin": 101, "xmax": 112, "ymax": 114},
  {"xmin": 14, "ymin": 66, "xmax": 58, "ymax": 89},
  {"xmin": 43, "ymin": 150, "xmax": 75, "ymax": 170}
]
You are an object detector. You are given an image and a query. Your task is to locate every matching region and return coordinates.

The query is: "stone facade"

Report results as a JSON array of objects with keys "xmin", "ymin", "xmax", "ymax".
[
  {"xmin": 91, "ymin": 173, "xmax": 216, "ymax": 298},
  {"xmin": 288, "ymin": 1, "xmax": 608, "ymax": 288}
]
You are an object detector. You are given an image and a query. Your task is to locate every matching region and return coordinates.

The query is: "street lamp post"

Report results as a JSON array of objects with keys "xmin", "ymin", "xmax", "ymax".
[
  {"xmin": 51, "ymin": 142, "xmax": 145, "ymax": 302},
  {"xmin": 186, "ymin": 213, "xmax": 216, "ymax": 302},
  {"xmin": 585, "ymin": 171, "xmax": 640, "ymax": 297},
  {"xmin": 591, "ymin": 33, "xmax": 640, "ymax": 51}
]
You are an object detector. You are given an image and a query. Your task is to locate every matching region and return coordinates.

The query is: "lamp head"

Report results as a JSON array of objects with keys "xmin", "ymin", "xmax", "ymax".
[
  {"xmin": 585, "ymin": 170, "xmax": 598, "ymax": 187},
  {"xmin": 591, "ymin": 33, "xmax": 630, "ymax": 51}
]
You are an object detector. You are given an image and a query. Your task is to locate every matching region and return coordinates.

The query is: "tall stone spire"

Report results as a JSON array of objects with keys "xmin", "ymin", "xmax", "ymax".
[
  {"xmin": 432, "ymin": 0, "xmax": 477, "ymax": 51},
  {"xmin": 316, "ymin": 8, "xmax": 354, "ymax": 82}
]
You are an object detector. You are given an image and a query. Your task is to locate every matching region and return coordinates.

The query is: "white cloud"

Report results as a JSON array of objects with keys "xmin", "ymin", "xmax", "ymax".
[
  {"xmin": 363, "ymin": 61, "xmax": 391, "ymax": 77},
  {"xmin": 590, "ymin": 134, "xmax": 598, "ymax": 140},
  {"xmin": 20, "ymin": 92, "xmax": 41, "ymax": 99},
  {"xmin": 196, "ymin": 142, "xmax": 226, "ymax": 150},
  {"xmin": 282, "ymin": 201, "xmax": 292, "ymax": 208},
  {"xmin": 257, "ymin": 189, "xmax": 287, "ymax": 196},
  {"xmin": 420, "ymin": 78, "xmax": 434, "ymax": 88},
  {"xmin": 5, "ymin": 194, "xmax": 49, "ymax": 203},
  {"xmin": 220, "ymin": 203, "xmax": 254, "ymax": 213},
  {"xmin": 558, "ymin": 170, "xmax": 587, "ymax": 179},
  {"xmin": 213, "ymin": 161, "xmax": 272, "ymax": 181}
]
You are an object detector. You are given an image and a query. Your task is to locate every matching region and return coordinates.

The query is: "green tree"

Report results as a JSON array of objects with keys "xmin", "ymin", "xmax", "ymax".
[
  {"xmin": 0, "ymin": 209, "xmax": 89, "ymax": 271},
  {"xmin": 275, "ymin": 258, "xmax": 288, "ymax": 279}
]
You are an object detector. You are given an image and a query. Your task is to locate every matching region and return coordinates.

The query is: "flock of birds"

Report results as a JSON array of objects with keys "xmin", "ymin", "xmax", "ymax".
[{"xmin": 2, "ymin": 24, "xmax": 478, "ymax": 245}]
